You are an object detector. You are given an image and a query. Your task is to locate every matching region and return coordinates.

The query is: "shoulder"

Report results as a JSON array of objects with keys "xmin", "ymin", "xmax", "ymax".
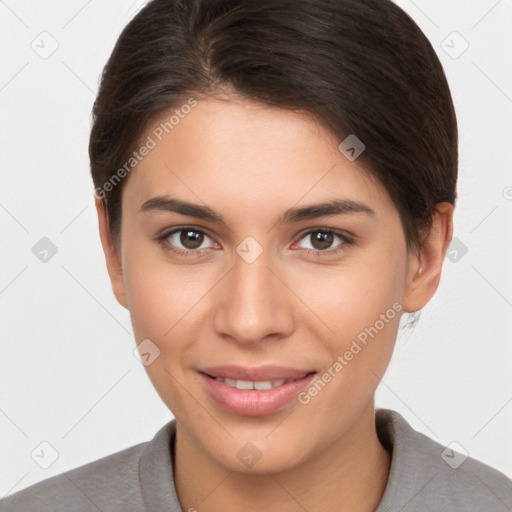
[
  {"xmin": 376, "ymin": 408, "xmax": 512, "ymax": 512},
  {"xmin": 0, "ymin": 443, "xmax": 147, "ymax": 512},
  {"xmin": 0, "ymin": 421, "xmax": 177, "ymax": 512}
]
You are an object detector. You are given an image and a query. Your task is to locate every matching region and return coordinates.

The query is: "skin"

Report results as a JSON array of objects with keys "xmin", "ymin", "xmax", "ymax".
[{"xmin": 96, "ymin": 94, "xmax": 453, "ymax": 512}]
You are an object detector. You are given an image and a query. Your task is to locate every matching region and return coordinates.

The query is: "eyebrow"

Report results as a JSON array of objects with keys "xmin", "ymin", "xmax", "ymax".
[{"xmin": 140, "ymin": 195, "xmax": 375, "ymax": 224}]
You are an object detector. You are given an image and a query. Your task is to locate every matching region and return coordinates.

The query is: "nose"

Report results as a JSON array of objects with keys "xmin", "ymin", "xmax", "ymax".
[{"xmin": 212, "ymin": 243, "xmax": 295, "ymax": 345}]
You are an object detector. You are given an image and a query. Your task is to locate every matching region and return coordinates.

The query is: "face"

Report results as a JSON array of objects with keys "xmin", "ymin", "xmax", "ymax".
[{"xmin": 97, "ymin": 94, "xmax": 449, "ymax": 474}]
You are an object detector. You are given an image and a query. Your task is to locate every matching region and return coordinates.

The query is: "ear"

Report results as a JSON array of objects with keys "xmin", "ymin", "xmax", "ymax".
[
  {"xmin": 95, "ymin": 198, "xmax": 128, "ymax": 309},
  {"xmin": 402, "ymin": 202, "xmax": 454, "ymax": 313}
]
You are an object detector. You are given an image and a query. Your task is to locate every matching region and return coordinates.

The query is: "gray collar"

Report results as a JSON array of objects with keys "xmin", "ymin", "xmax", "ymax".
[{"xmin": 136, "ymin": 409, "xmax": 508, "ymax": 511}]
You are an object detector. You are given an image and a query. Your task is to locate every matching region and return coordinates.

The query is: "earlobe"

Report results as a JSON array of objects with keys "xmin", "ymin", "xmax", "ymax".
[
  {"xmin": 402, "ymin": 202, "xmax": 454, "ymax": 313},
  {"xmin": 95, "ymin": 198, "xmax": 128, "ymax": 309}
]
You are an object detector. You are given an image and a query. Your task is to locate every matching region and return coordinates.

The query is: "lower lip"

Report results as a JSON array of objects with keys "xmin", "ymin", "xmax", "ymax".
[{"xmin": 198, "ymin": 372, "xmax": 316, "ymax": 417}]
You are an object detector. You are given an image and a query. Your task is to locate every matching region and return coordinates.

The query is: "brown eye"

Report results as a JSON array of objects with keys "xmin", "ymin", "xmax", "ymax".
[
  {"xmin": 296, "ymin": 228, "xmax": 350, "ymax": 255},
  {"xmin": 310, "ymin": 230, "xmax": 334, "ymax": 250},
  {"xmin": 160, "ymin": 227, "xmax": 216, "ymax": 254},
  {"xmin": 179, "ymin": 229, "xmax": 204, "ymax": 249}
]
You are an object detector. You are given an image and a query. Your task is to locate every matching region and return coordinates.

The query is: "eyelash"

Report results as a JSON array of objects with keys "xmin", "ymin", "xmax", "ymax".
[{"xmin": 154, "ymin": 226, "xmax": 353, "ymax": 259}]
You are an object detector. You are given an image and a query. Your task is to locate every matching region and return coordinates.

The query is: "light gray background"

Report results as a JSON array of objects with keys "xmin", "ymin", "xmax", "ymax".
[{"xmin": 1, "ymin": 0, "xmax": 511, "ymax": 498}]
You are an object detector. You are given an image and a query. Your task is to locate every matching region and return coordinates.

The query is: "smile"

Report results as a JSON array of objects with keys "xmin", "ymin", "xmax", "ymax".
[
  {"xmin": 199, "ymin": 370, "xmax": 317, "ymax": 416},
  {"xmin": 210, "ymin": 376, "xmax": 305, "ymax": 390}
]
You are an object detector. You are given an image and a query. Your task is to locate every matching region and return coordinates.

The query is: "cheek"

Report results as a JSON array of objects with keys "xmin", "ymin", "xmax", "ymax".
[
  {"xmin": 125, "ymin": 261, "xmax": 208, "ymax": 343},
  {"xmin": 296, "ymin": 244, "xmax": 407, "ymax": 392},
  {"xmin": 296, "ymin": 266, "xmax": 404, "ymax": 422},
  {"xmin": 121, "ymin": 246, "xmax": 214, "ymax": 413},
  {"xmin": 295, "ymin": 249, "xmax": 406, "ymax": 341},
  {"xmin": 121, "ymin": 237, "xmax": 196, "ymax": 340}
]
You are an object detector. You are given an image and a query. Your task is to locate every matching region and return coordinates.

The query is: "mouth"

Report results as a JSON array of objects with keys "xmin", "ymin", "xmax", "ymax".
[{"xmin": 197, "ymin": 366, "xmax": 317, "ymax": 417}]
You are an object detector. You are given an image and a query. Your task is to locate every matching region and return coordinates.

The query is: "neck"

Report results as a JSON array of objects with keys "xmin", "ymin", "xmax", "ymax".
[{"xmin": 174, "ymin": 402, "xmax": 390, "ymax": 512}]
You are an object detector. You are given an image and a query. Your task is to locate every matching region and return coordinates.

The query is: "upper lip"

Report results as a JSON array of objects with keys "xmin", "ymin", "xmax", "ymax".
[{"xmin": 199, "ymin": 365, "xmax": 316, "ymax": 381}]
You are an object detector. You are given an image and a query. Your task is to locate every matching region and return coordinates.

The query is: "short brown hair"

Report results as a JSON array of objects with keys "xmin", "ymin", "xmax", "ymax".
[{"xmin": 89, "ymin": 0, "xmax": 457, "ymax": 253}]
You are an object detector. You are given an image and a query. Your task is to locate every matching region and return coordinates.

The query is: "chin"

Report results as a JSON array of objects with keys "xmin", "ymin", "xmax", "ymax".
[{"xmin": 208, "ymin": 434, "xmax": 311, "ymax": 476}]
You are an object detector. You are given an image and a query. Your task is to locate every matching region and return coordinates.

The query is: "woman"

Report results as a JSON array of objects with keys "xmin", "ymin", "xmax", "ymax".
[{"xmin": 1, "ymin": 0, "xmax": 511, "ymax": 510}]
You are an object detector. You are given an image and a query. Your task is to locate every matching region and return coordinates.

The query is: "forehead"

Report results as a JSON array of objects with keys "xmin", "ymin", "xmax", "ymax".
[{"xmin": 123, "ymin": 96, "xmax": 392, "ymax": 216}]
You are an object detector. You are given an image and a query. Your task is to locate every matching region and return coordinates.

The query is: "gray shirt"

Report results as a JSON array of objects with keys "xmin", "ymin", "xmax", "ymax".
[{"xmin": 1, "ymin": 408, "xmax": 511, "ymax": 511}]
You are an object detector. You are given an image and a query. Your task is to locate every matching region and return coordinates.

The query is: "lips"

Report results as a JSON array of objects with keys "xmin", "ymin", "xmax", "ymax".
[{"xmin": 198, "ymin": 365, "xmax": 317, "ymax": 416}]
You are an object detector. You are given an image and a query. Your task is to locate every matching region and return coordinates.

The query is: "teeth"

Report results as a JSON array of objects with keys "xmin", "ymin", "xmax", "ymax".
[
  {"xmin": 254, "ymin": 381, "xmax": 273, "ymax": 390},
  {"xmin": 214, "ymin": 377, "xmax": 290, "ymax": 390},
  {"xmin": 236, "ymin": 379, "xmax": 254, "ymax": 390}
]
